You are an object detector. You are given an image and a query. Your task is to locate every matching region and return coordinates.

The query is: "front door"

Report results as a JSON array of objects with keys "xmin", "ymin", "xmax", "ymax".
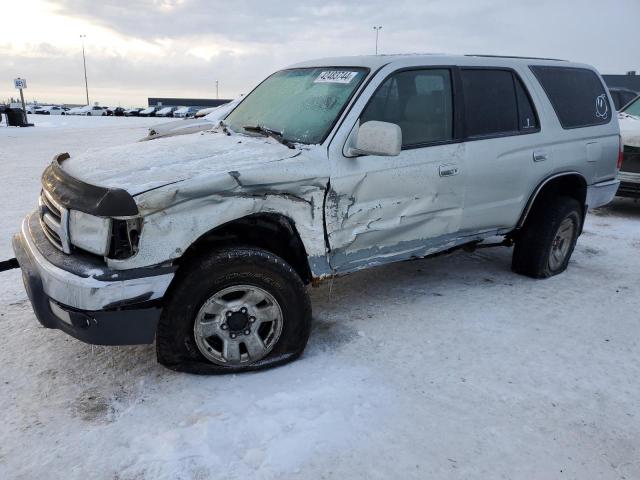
[{"xmin": 325, "ymin": 67, "xmax": 466, "ymax": 273}]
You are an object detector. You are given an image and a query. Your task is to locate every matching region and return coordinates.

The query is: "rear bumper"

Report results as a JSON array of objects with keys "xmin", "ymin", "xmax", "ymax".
[
  {"xmin": 586, "ymin": 179, "xmax": 620, "ymax": 209},
  {"xmin": 12, "ymin": 216, "xmax": 175, "ymax": 345}
]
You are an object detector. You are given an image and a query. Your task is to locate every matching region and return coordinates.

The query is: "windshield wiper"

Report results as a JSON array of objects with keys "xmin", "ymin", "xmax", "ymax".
[{"xmin": 243, "ymin": 125, "xmax": 296, "ymax": 149}]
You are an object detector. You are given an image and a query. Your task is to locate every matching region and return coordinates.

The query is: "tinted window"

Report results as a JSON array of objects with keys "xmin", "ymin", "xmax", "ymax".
[
  {"xmin": 461, "ymin": 69, "xmax": 519, "ymax": 137},
  {"xmin": 361, "ymin": 69, "xmax": 453, "ymax": 146},
  {"xmin": 531, "ymin": 66, "xmax": 611, "ymax": 128}
]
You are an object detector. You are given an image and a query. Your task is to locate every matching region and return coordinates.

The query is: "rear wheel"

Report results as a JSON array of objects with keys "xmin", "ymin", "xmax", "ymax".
[
  {"xmin": 512, "ymin": 196, "xmax": 582, "ymax": 278},
  {"xmin": 157, "ymin": 247, "xmax": 312, "ymax": 374}
]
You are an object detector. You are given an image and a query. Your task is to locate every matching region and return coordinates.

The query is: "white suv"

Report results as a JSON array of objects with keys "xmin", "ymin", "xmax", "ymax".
[{"xmin": 13, "ymin": 54, "xmax": 620, "ymax": 373}]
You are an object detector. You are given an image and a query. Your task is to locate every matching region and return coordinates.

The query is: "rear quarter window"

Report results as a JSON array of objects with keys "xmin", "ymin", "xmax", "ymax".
[{"xmin": 530, "ymin": 66, "xmax": 611, "ymax": 129}]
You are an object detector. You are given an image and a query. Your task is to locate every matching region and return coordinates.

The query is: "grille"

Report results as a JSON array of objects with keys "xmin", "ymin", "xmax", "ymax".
[{"xmin": 38, "ymin": 190, "xmax": 71, "ymax": 253}]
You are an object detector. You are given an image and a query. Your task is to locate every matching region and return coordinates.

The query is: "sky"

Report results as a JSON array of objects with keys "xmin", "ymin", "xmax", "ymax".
[{"xmin": 1, "ymin": 0, "xmax": 638, "ymax": 107}]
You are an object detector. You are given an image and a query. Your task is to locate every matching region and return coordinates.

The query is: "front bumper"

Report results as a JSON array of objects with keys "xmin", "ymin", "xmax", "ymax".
[
  {"xmin": 586, "ymin": 179, "xmax": 620, "ymax": 209},
  {"xmin": 12, "ymin": 215, "xmax": 175, "ymax": 345}
]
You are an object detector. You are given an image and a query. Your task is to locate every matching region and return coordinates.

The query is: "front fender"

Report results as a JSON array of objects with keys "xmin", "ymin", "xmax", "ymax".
[{"xmin": 106, "ymin": 154, "xmax": 330, "ymax": 271}]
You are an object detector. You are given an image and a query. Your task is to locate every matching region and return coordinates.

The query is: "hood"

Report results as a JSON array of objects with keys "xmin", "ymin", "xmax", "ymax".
[
  {"xmin": 60, "ymin": 129, "xmax": 301, "ymax": 195},
  {"xmin": 619, "ymin": 113, "xmax": 640, "ymax": 148}
]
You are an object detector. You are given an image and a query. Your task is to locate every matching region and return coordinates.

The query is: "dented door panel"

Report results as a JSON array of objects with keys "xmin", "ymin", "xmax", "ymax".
[{"xmin": 326, "ymin": 143, "xmax": 466, "ymax": 273}]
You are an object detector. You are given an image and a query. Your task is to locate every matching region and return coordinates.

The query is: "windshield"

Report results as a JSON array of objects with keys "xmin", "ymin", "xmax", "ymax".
[
  {"xmin": 622, "ymin": 96, "xmax": 640, "ymax": 117},
  {"xmin": 225, "ymin": 67, "xmax": 368, "ymax": 144}
]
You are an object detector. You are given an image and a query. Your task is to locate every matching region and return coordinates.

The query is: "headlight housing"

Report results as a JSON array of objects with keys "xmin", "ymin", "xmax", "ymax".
[{"xmin": 69, "ymin": 210, "xmax": 111, "ymax": 256}]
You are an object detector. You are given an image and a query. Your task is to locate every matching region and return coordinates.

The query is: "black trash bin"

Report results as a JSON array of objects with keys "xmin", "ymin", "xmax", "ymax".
[{"xmin": 5, "ymin": 108, "xmax": 33, "ymax": 127}]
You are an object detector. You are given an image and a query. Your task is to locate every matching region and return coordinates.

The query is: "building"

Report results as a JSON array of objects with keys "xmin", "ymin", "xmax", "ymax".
[
  {"xmin": 602, "ymin": 72, "xmax": 640, "ymax": 92},
  {"xmin": 147, "ymin": 98, "xmax": 232, "ymax": 109}
]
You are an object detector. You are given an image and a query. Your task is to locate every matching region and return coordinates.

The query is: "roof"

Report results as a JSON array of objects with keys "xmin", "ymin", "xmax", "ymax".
[{"xmin": 287, "ymin": 54, "xmax": 590, "ymax": 72}]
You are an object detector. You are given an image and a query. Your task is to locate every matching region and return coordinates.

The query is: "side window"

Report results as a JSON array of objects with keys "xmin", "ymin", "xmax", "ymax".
[
  {"xmin": 360, "ymin": 69, "xmax": 453, "ymax": 147},
  {"xmin": 530, "ymin": 66, "xmax": 611, "ymax": 128},
  {"xmin": 461, "ymin": 69, "xmax": 519, "ymax": 137}
]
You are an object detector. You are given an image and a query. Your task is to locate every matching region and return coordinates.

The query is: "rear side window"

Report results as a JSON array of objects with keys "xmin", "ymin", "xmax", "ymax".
[
  {"xmin": 530, "ymin": 66, "xmax": 611, "ymax": 128},
  {"xmin": 460, "ymin": 69, "xmax": 538, "ymax": 138}
]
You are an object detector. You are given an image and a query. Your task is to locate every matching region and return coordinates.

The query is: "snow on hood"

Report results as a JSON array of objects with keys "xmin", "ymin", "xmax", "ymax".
[
  {"xmin": 60, "ymin": 130, "xmax": 301, "ymax": 195},
  {"xmin": 619, "ymin": 113, "xmax": 640, "ymax": 148}
]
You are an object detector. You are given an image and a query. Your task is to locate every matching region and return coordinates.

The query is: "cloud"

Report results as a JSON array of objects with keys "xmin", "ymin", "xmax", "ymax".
[{"xmin": 1, "ymin": 0, "xmax": 638, "ymax": 106}]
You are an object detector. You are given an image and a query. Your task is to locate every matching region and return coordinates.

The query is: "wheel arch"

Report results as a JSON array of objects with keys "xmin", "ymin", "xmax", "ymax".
[
  {"xmin": 516, "ymin": 172, "xmax": 588, "ymax": 231},
  {"xmin": 174, "ymin": 212, "xmax": 313, "ymax": 284}
]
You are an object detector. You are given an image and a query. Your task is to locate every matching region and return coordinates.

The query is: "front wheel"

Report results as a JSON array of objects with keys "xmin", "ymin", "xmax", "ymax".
[
  {"xmin": 512, "ymin": 196, "xmax": 582, "ymax": 278},
  {"xmin": 157, "ymin": 247, "xmax": 312, "ymax": 374}
]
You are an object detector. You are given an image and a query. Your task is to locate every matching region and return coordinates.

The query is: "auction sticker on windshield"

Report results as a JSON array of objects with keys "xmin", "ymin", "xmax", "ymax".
[{"xmin": 314, "ymin": 71, "xmax": 359, "ymax": 84}]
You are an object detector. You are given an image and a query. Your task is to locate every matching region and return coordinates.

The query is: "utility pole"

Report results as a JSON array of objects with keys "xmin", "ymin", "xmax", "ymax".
[
  {"xmin": 373, "ymin": 26, "xmax": 382, "ymax": 55},
  {"xmin": 80, "ymin": 35, "xmax": 89, "ymax": 105},
  {"xmin": 216, "ymin": 80, "xmax": 219, "ymax": 99}
]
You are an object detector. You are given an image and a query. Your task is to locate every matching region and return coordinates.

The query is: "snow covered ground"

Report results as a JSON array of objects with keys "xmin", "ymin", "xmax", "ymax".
[{"xmin": 0, "ymin": 115, "xmax": 639, "ymax": 480}]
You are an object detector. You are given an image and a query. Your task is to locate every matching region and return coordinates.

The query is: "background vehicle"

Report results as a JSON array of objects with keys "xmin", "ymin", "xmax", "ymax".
[
  {"xmin": 173, "ymin": 106, "xmax": 199, "ymax": 118},
  {"xmin": 12, "ymin": 55, "xmax": 620, "ymax": 375},
  {"xmin": 139, "ymin": 107, "xmax": 157, "ymax": 117},
  {"xmin": 67, "ymin": 105, "xmax": 107, "ymax": 116},
  {"xmin": 105, "ymin": 106, "xmax": 125, "ymax": 116},
  {"xmin": 609, "ymin": 87, "xmax": 638, "ymax": 110},
  {"xmin": 617, "ymin": 95, "xmax": 640, "ymax": 197},
  {"xmin": 155, "ymin": 106, "xmax": 177, "ymax": 117},
  {"xmin": 124, "ymin": 107, "xmax": 143, "ymax": 116},
  {"xmin": 35, "ymin": 105, "xmax": 66, "ymax": 115}
]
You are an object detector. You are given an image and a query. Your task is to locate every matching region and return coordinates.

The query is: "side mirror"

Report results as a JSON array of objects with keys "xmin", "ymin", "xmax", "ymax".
[{"xmin": 348, "ymin": 121, "xmax": 402, "ymax": 157}]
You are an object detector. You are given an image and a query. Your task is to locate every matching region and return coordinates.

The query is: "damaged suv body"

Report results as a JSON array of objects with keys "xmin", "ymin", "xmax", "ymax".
[{"xmin": 13, "ymin": 55, "xmax": 620, "ymax": 373}]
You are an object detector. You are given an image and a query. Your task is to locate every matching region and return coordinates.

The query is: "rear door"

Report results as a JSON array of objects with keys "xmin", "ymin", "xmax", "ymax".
[{"xmin": 459, "ymin": 68, "xmax": 545, "ymax": 232}]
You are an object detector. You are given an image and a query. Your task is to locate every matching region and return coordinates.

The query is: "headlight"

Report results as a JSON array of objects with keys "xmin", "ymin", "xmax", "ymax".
[{"xmin": 69, "ymin": 210, "xmax": 111, "ymax": 256}]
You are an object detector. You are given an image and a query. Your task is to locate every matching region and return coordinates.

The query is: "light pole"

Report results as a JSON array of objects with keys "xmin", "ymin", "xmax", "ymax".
[
  {"xmin": 80, "ymin": 35, "xmax": 89, "ymax": 105},
  {"xmin": 216, "ymin": 80, "xmax": 219, "ymax": 99},
  {"xmin": 373, "ymin": 26, "xmax": 382, "ymax": 55}
]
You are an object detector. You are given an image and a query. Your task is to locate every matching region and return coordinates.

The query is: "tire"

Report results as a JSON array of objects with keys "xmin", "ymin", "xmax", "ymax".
[
  {"xmin": 512, "ymin": 196, "xmax": 583, "ymax": 278},
  {"xmin": 86, "ymin": 112, "xmax": 91, "ymax": 116},
  {"xmin": 157, "ymin": 247, "xmax": 312, "ymax": 374}
]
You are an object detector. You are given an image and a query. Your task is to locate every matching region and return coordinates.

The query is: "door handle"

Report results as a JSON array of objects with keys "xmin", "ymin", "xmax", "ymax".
[
  {"xmin": 533, "ymin": 150, "xmax": 548, "ymax": 162},
  {"xmin": 439, "ymin": 164, "xmax": 459, "ymax": 177}
]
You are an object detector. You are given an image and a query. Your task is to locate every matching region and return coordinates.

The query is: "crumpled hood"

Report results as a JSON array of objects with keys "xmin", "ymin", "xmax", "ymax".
[
  {"xmin": 60, "ymin": 130, "xmax": 301, "ymax": 195},
  {"xmin": 619, "ymin": 113, "xmax": 640, "ymax": 148}
]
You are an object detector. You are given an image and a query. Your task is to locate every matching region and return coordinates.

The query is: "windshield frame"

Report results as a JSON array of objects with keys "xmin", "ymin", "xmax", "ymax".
[{"xmin": 225, "ymin": 66, "xmax": 371, "ymax": 145}]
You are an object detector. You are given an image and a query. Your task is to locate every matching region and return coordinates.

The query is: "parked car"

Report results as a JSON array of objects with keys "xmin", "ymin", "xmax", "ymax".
[
  {"xmin": 68, "ymin": 105, "xmax": 106, "ymax": 116},
  {"xmin": 35, "ymin": 105, "xmax": 67, "ymax": 115},
  {"xmin": 609, "ymin": 87, "xmax": 638, "ymax": 111},
  {"xmin": 12, "ymin": 55, "xmax": 620, "ymax": 374},
  {"xmin": 25, "ymin": 105, "xmax": 39, "ymax": 114},
  {"xmin": 173, "ymin": 106, "xmax": 199, "ymax": 118},
  {"xmin": 124, "ymin": 108, "xmax": 143, "ymax": 117},
  {"xmin": 155, "ymin": 106, "xmax": 177, "ymax": 117},
  {"xmin": 105, "ymin": 107, "xmax": 125, "ymax": 117},
  {"xmin": 65, "ymin": 106, "xmax": 84, "ymax": 115},
  {"xmin": 617, "ymin": 95, "xmax": 640, "ymax": 198},
  {"xmin": 139, "ymin": 107, "xmax": 157, "ymax": 117}
]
